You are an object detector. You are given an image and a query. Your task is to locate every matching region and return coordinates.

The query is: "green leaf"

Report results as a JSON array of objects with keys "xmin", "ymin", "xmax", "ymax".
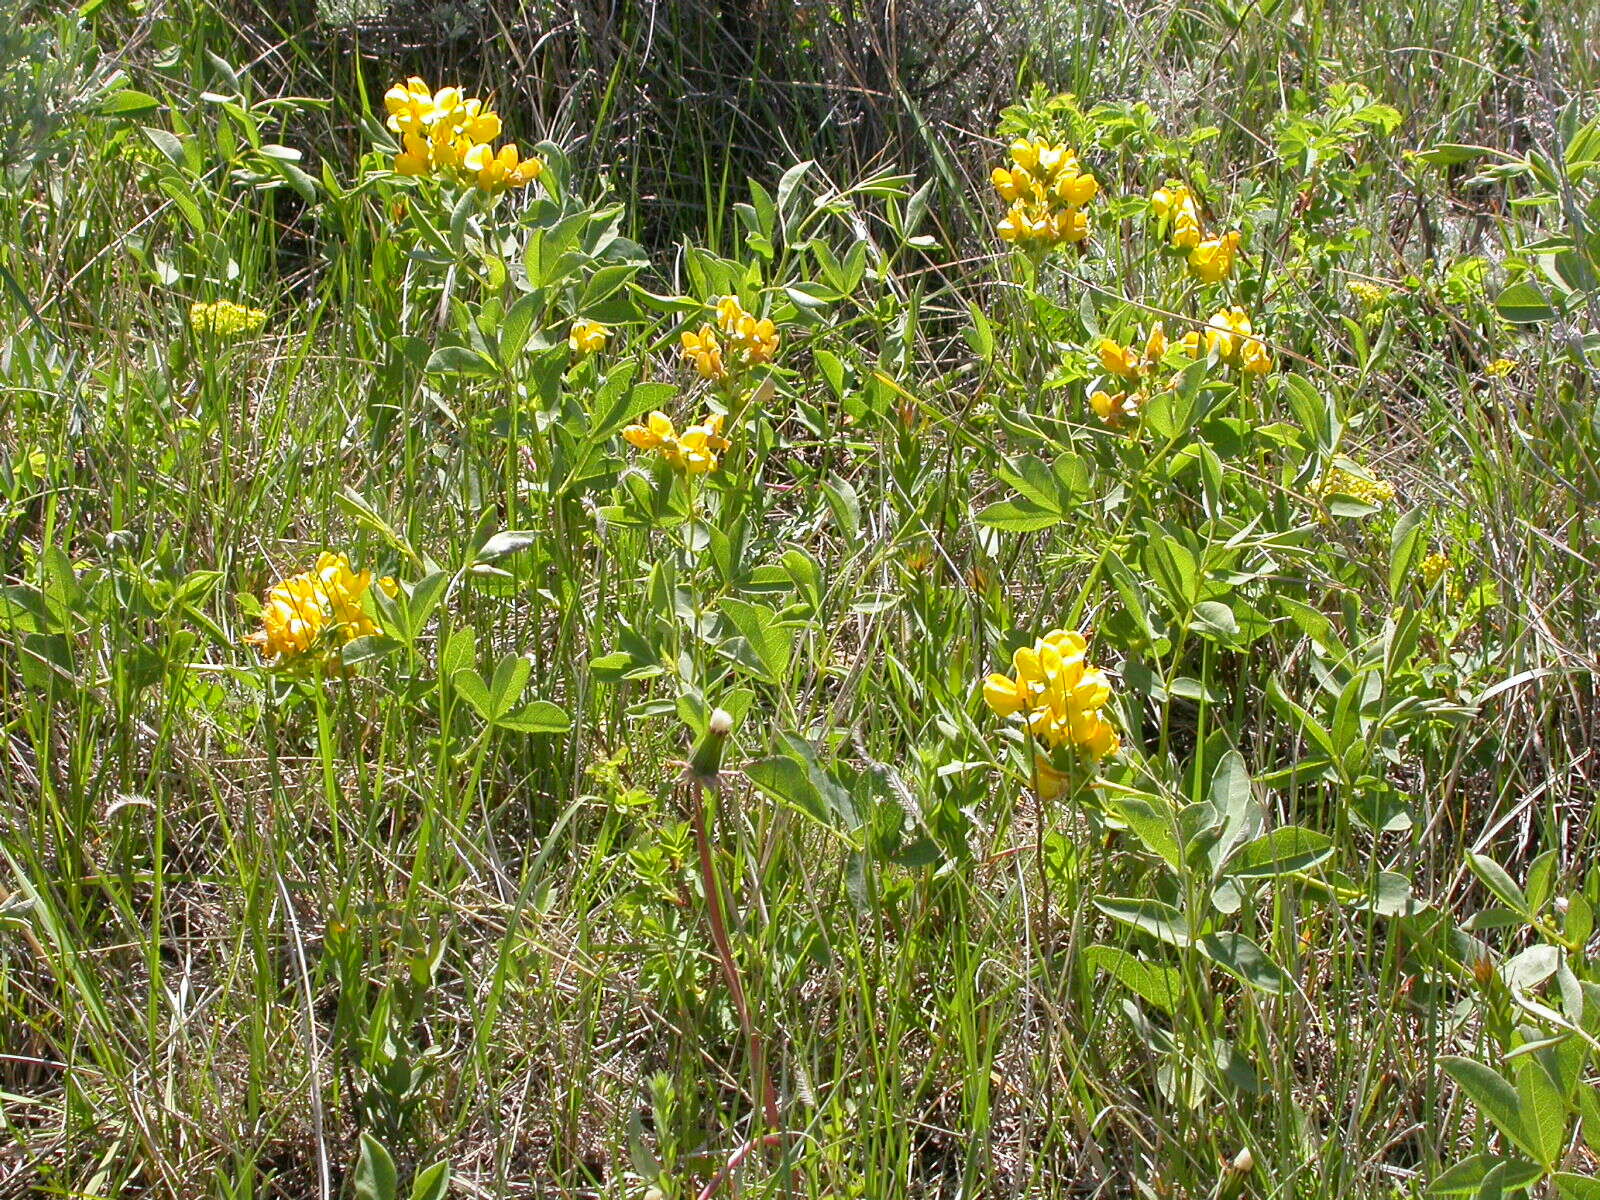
[
  {"xmin": 354, "ymin": 1132, "xmax": 398, "ymax": 1200},
  {"xmin": 1468, "ymin": 853, "xmax": 1529, "ymax": 917},
  {"xmin": 1441, "ymin": 1057, "xmax": 1538, "ymax": 1161},
  {"xmin": 1428, "ymin": 1155, "xmax": 1541, "ymax": 1196},
  {"xmin": 1495, "ymin": 280, "xmax": 1559, "ymax": 324},
  {"xmin": 1225, "ymin": 826, "xmax": 1334, "ymax": 878},
  {"xmin": 426, "ymin": 344, "xmax": 501, "ymax": 378},
  {"xmin": 976, "ymin": 498, "xmax": 1060, "ymax": 532},
  {"xmin": 489, "ymin": 653, "xmax": 532, "ymax": 720},
  {"xmin": 720, "ymin": 598, "xmax": 793, "ymax": 684},
  {"xmin": 1514, "ymin": 1055, "xmax": 1567, "ymax": 1168},
  {"xmin": 497, "ymin": 700, "xmax": 571, "ymax": 734},
  {"xmin": 1094, "ymin": 897, "xmax": 1191, "ymax": 947},
  {"xmin": 1198, "ymin": 932, "xmax": 1292, "ymax": 994},
  {"xmin": 451, "ymin": 668, "xmax": 493, "ymax": 722},
  {"xmin": 103, "ymin": 90, "xmax": 162, "ymax": 117},
  {"xmin": 1108, "ymin": 795, "xmax": 1183, "ymax": 873},
  {"xmin": 1389, "ymin": 506, "xmax": 1427, "ymax": 601},
  {"xmin": 440, "ymin": 624, "xmax": 476, "ymax": 681},
  {"xmin": 408, "ymin": 1161, "xmax": 452, "ymax": 1200},
  {"xmin": 1555, "ymin": 1173, "xmax": 1600, "ymax": 1200},
  {"xmin": 475, "ymin": 530, "xmax": 538, "ymax": 563},
  {"xmin": 1083, "ymin": 945, "xmax": 1183, "ymax": 1013}
]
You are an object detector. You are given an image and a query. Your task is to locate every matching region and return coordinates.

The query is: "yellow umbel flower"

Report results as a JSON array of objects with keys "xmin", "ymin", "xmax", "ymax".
[
  {"xmin": 190, "ymin": 300, "xmax": 268, "ymax": 340},
  {"xmin": 569, "ymin": 319, "xmax": 609, "ymax": 354},
  {"xmin": 1347, "ymin": 280, "xmax": 1391, "ymax": 308},
  {"xmin": 1188, "ymin": 230, "xmax": 1241, "ymax": 284},
  {"xmin": 246, "ymin": 552, "xmax": 388, "ymax": 668},
  {"xmin": 622, "ymin": 411, "xmax": 730, "ymax": 474},
  {"xmin": 983, "ymin": 628, "xmax": 1119, "ymax": 762},
  {"xmin": 680, "ymin": 325, "xmax": 727, "ymax": 381},
  {"xmin": 1419, "ymin": 551, "xmax": 1451, "ymax": 587},
  {"xmin": 1316, "ymin": 465, "xmax": 1397, "ymax": 507},
  {"xmin": 1484, "ymin": 357, "xmax": 1518, "ymax": 378}
]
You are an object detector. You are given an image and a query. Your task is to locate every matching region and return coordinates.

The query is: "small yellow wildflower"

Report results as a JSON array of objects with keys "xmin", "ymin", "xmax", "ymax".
[
  {"xmin": 1347, "ymin": 280, "xmax": 1391, "ymax": 307},
  {"xmin": 1485, "ymin": 357, "xmax": 1517, "ymax": 378},
  {"xmin": 713, "ymin": 296, "xmax": 781, "ymax": 365},
  {"xmin": 622, "ymin": 411, "xmax": 731, "ymax": 474},
  {"xmin": 1188, "ymin": 230, "xmax": 1241, "ymax": 284},
  {"xmin": 245, "ymin": 552, "xmax": 385, "ymax": 668},
  {"xmin": 569, "ymin": 319, "xmax": 609, "ymax": 354},
  {"xmin": 1096, "ymin": 338, "xmax": 1141, "ymax": 379},
  {"xmin": 381, "ymin": 77, "xmax": 542, "ymax": 193},
  {"xmin": 1200, "ymin": 306, "xmax": 1272, "ymax": 374},
  {"xmin": 679, "ymin": 326, "xmax": 726, "ymax": 381},
  {"xmin": 464, "ymin": 141, "xmax": 542, "ymax": 193},
  {"xmin": 1090, "ymin": 388, "xmax": 1143, "ymax": 428},
  {"xmin": 1151, "ymin": 182, "xmax": 1203, "ymax": 249},
  {"xmin": 1316, "ymin": 466, "xmax": 1397, "ymax": 507},
  {"xmin": 992, "ymin": 137, "xmax": 1097, "ymax": 251},
  {"xmin": 1419, "ymin": 551, "xmax": 1450, "ymax": 587},
  {"xmin": 190, "ymin": 300, "xmax": 268, "ymax": 340},
  {"xmin": 982, "ymin": 628, "xmax": 1119, "ymax": 763}
]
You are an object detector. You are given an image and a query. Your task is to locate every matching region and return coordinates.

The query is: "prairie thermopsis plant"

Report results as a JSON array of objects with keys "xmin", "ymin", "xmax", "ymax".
[
  {"xmin": 384, "ymin": 77, "xmax": 542, "ymax": 194},
  {"xmin": 245, "ymin": 552, "xmax": 394, "ymax": 672},
  {"xmin": 983, "ymin": 629, "xmax": 1119, "ymax": 798},
  {"xmin": 1151, "ymin": 180, "xmax": 1244, "ymax": 284},
  {"xmin": 992, "ymin": 138, "xmax": 1099, "ymax": 250}
]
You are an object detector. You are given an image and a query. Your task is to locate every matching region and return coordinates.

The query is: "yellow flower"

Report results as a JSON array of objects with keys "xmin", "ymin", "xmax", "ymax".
[
  {"xmin": 1316, "ymin": 465, "xmax": 1397, "ymax": 507},
  {"xmin": 1090, "ymin": 388, "xmax": 1142, "ymax": 428},
  {"xmin": 459, "ymin": 97, "xmax": 502, "ymax": 144},
  {"xmin": 1152, "ymin": 182, "xmax": 1203, "ymax": 249},
  {"xmin": 1201, "ymin": 306, "xmax": 1268, "ymax": 371},
  {"xmin": 1096, "ymin": 337, "xmax": 1141, "ymax": 379},
  {"xmin": 465, "ymin": 142, "xmax": 542, "ymax": 193},
  {"xmin": 246, "ymin": 552, "xmax": 384, "ymax": 667},
  {"xmin": 1008, "ymin": 138, "xmax": 1041, "ymax": 171},
  {"xmin": 734, "ymin": 313, "xmax": 780, "ymax": 363},
  {"xmin": 190, "ymin": 300, "xmax": 267, "ymax": 339},
  {"xmin": 1051, "ymin": 165, "xmax": 1099, "ymax": 207},
  {"xmin": 1485, "ymin": 357, "xmax": 1517, "ymax": 378},
  {"xmin": 1419, "ymin": 551, "xmax": 1451, "ymax": 587},
  {"xmin": 680, "ymin": 325, "xmax": 726, "ymax": 381},
  {"xmin": 1143, "ymin": 323, "xmax": 1168, "ymax": 365},
  {"xmin": 383, "ymin": 77, "xmax": 434, "ymax": 135},
  {"xmin": 1347, "ymin": 280, "xmax": 1391, "ymax": 308},
  {"xmin": 1052, "ymin": 207, "xmax": 1089, "ymax": 243},
  {"xmin": 569, "ymin": 318, "xmax": 609, "ymax": 354},
  {"xmin": 623, "ymin": 410, "xmax": 677, "ymax": 452},
  {"xmin": 1188, "ymin": 230, "xmax": 1241, "ymax": 284},
  {"xmin": 714, "ymin": 295, "xmax": 747, "ymax": 336},
  {"xmin": 982, "ymin": 627, "xmax": 1118, "ymax": 762},
  {"xmin": 393, "ymin": 131, "xmax": 431, "ymax": 176},
  {"xmin": 622, "ymin": 410, "xmax": 729, "ymax": 473}
]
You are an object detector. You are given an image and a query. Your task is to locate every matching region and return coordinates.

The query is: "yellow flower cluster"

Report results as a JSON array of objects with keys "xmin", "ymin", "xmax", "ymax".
[
  {"xmin": 385, "ymin": 77, "xmax": 542, "ymax": 194},
  {"xmin": 622, "ymin": 411, "xmax": 730, "ymax": 474},
  {"xmin": 1316, "ymin": 466, "xmax": 1396, "ymax": 506},
  {"xmin": 1179, "ymin": 306, "xmax": 1272, "ymax": 374},
  {"xmin": 245, "ymin": 553, "xmax": 393, "ymax": 668},
  {"xmin": 983, "ymin": 629, "xmax": 1119, "ymax": 762},
  {"xmin": 1089, "ymin": 324, "xmax": 1168, "ymax": 428},
  {"xmin": 679, "ymin": 296, "xmax": 780, "ymax": 382},
  {"xmin": 569, "ymin": 319, "xmax": 609, "ymax": 354},
  {"xmin": 1347, "ymin": 280, "xmax": 1392, "ymax": 308},
  {"xmin": 1484, "ymin": 357, "xmax": 1518, "ymax": 378},
  {"xmin": 1151, "ymin": 181, "xmax": 1242, "ymax": 283},
  {"xmin": 993, "ymin": 138, "xmax": 1098, "ymax": 249},
  {"xmin": 190, "ymin": 300, "xmax": 267, "ymax": 340},
  {"xmin": 1419, "ymin": 551, "xmax": 1451, "ymax": 587},
  {"xmin": 714, "ymin": 296, "xmax": 780, "ymax": 363}
]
